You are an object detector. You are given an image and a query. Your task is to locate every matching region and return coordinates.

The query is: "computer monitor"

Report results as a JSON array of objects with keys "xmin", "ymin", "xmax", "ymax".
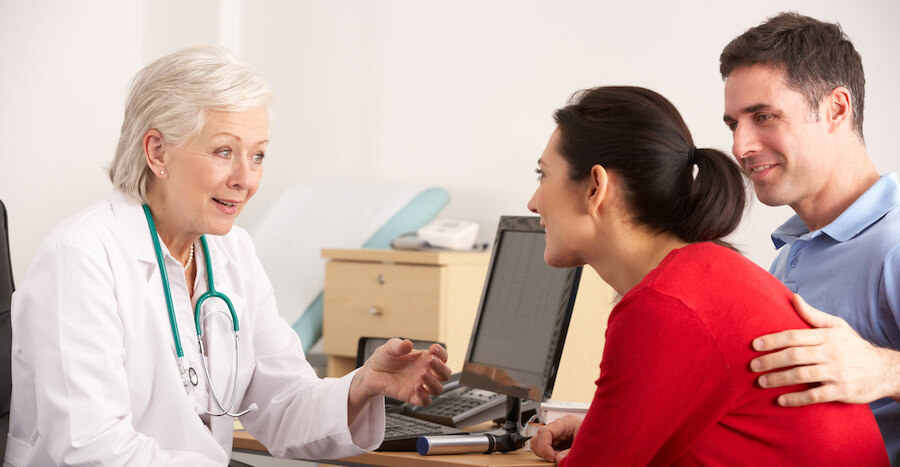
[{"xmin": 460, "ymin": 216, "xmax": 582, "ymax": 403}]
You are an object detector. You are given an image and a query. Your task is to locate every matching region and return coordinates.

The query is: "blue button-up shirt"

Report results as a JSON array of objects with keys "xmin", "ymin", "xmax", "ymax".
[{"xmin": 770, "ymin": 173, "xmax": 900, "ymax": 463}]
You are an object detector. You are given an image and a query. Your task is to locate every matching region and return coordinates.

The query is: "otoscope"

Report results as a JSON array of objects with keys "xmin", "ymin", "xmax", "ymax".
[{"xmin": 416, "ymin": 396, "xmax": 532, "ymax": 455}]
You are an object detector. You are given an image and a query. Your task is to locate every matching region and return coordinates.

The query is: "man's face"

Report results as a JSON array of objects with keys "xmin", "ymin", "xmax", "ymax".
[{"xmin": 723, "ymin": 65, "xmax": 833, "ymax": 209}]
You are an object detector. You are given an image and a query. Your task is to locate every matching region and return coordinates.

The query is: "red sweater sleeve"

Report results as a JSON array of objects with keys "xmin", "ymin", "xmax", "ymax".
[{"xmin": 560, "ymin": 288, "xmax": 730, "ymax": 466}]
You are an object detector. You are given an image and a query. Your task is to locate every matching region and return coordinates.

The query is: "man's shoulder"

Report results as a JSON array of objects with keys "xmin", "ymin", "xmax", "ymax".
[{"xmin": 856, "ymin": 202, "xmax": 900, "ymax": 245}]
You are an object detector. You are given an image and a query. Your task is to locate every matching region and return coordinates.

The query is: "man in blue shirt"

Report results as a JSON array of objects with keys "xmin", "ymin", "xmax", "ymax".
[{"xmin": 720, "ymin": 12, "xmax": 900, "ymax": 462}]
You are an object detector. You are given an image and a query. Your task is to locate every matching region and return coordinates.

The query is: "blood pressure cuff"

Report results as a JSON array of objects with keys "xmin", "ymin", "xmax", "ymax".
[{"xmin": 0, "ymin": 200, "xmax": 13, "ymax": 417}]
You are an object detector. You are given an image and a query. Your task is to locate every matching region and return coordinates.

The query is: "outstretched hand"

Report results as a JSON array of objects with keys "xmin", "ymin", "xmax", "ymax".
[
  {"xmin": 349, "ymin": 338, "xmax": 451, "ymax": 419},
  {"xmin": 528, "ymin": 415, "xmax": 582, "ymax": 463},
  {"xmin": 750, "ymin": 294, "xmax": 900, "ymax": 406}
]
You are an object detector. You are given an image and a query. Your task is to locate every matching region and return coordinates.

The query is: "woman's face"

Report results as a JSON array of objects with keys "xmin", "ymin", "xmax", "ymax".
[
  {"xmin": 155, "ymin": 106, "xmax": 268, "ymax": 238},
  {"xmin": 527, "ymin": 129, "xmax": 593, "ymax": 268}
]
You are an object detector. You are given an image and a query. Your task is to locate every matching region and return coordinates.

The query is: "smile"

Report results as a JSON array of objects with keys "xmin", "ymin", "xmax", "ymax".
[
  {"xmin": 750, "ymin": 165, "xmax": 773, "ymax": 173},
  {"xmin": 214, "ymin": 198, "xmax": 238, "ymax": 207}
]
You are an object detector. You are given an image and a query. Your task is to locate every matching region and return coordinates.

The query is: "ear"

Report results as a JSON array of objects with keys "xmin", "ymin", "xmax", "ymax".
[
  {"xmin": 586, "ymin": 164, "xmax": 609, "ymax": 215},
  {"xmin": 823, "ymin": 86, "xmax": 853, "ymax": 134},
  {"xmin": 143, "ymin": 129, "xmax": 168, "ymax": 178}
]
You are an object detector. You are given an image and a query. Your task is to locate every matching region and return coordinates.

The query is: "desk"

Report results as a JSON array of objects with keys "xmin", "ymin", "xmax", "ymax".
[{"xmin": 233, "ymin": 431, "xmax": 551, "ymax": 466}]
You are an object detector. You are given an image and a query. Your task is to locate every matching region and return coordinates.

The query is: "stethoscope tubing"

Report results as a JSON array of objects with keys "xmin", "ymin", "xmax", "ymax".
[{"xmin": 142, "ymin": 204, "xmax": 250, "ymax": 417}]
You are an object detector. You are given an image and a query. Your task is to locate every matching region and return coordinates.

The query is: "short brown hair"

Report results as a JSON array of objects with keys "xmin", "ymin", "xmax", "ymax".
[{"xmin": 720, "ymin": 12, "xmax": 865, "ymax": 137}]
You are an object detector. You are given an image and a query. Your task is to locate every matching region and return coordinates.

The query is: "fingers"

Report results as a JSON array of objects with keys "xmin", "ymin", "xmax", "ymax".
[
  {"xmin": 420, "ymin": 368, "xmax": 444, "ymax": 396},
  {"xmin": 427, "ymin": 354, "xmax": 453, "ymax": 382},
  {"xmin": 529, "ymin": 426, "xmax": 560, "ymax": 462},
  {"xmin": 774, "ymin": 384, "xmax": 839, "ymax": 407},
  {"xmin": 791, "ymin": 294, "xmax": 843, "ymax": 328},
  {"xmin": 751, "ymin": 344, "xmax": 827, "ymax": 373},
  {"xmin": 417, "ymin": 382, "xmax": 434, "ymax": 406},
  {"xmin": 428, "ymin": 343, "xmax": 449, "ymax": 363},
  {"xmin": 757, "ymin": 363, "xmax": 826, "ymax": 388},
  {"xmin": 385, "ymin": 337, "xmax": 414, "ymax": 356},
  {"xmin": 529, "ymin": 416, "xmax": 580, "ymax": 462},
  {"xmin": 751, "ymin": 328, "xmax": 826, "ymax": 353}
]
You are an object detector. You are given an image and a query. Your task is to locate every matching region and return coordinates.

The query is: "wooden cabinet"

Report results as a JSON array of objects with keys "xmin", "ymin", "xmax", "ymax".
[
  {"xmin": 321, "ymin": 248, "xmax": 617, "ymax": 403},
  {"xmin": 322, "ymin": 249, "xmax": 490, "ymax": 377}
]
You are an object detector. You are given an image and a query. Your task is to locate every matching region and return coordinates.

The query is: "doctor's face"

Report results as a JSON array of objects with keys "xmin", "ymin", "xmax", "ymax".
[
  {"xmin": 527, "ymin": 129, "xmax": 592, "ymax": 268},
  {"xmin": 160, "ymin": 107, "xmax": 268, "ymax": 237}
]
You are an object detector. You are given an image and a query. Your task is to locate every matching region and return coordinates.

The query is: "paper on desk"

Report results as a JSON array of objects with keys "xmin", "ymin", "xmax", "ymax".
[{"xmin": 539, "ymin": 400, "xmax": 590, "ymax": 424}]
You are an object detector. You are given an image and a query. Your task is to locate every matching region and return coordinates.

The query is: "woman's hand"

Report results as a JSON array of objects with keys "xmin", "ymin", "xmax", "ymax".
[
  {"xmin": 529, "ymin": 415, "xmax": 584, "ymax": 463},
  {"xmin": 348, "ymin": 338, "xmax": 451, "ymax": 423}
]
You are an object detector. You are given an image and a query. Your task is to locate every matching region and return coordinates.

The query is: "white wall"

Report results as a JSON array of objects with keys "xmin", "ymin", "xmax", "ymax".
[{"xmin": 2, "ymin": 0, "xmax": 899, "ymax": 281}]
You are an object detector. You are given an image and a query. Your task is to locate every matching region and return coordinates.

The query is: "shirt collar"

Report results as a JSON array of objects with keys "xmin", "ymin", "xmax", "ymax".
[
  {"xmin": 771, "ymin": 173, "xmax": 900, "ymax": 248},
  {"xmin": 109, "ymin": 191, "xmax": 233, "ymax": 275},
  {"xmin": 109, "ymin": 190, "xmax": 158, "ymax": 265}
]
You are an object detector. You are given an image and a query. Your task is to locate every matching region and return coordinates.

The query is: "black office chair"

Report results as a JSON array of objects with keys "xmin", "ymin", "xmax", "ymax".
[{"xmin": 0, "ymin": 200, "xmax": 14, "ymax": 460}]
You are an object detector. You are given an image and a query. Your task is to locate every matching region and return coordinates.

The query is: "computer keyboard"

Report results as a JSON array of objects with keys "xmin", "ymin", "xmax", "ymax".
[{"xmin": 378, "ymin": 412, "xmax": 467, "ymax": 451}]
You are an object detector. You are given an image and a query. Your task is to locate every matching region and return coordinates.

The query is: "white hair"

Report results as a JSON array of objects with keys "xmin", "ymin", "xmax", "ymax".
[{"xmin": 108, "ymin": 46, "xmax": 275, "ymax": 201}]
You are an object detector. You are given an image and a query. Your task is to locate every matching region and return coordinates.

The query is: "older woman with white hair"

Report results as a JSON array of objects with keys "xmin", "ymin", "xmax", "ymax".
[{"xmin": 5, "ymin": 46, "xmax": 450, "ymax": 466}]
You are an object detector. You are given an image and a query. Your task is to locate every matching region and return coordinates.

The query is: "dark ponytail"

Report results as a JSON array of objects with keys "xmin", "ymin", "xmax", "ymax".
[{"xmin": 554, "ymin": 86, "xmax": 746, "ymax": 243}]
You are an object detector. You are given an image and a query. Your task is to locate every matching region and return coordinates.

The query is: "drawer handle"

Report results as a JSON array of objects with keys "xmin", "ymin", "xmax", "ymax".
[
  {"xmin": 368, "ymin": 306, "xmax": 383, "ymax": 316},
  {"xmin": 377, "ymin": 274, "xmax": 386, "ymax": 285}
]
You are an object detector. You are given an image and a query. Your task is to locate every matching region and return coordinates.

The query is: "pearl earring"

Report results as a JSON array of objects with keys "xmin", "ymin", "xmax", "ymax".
[{"xmin": 160, "ymin": 169, "xmax": 165, "ymax": 175}]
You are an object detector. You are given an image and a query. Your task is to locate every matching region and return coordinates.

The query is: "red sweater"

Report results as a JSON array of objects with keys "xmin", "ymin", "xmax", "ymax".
[{"xmin": 560, "ymin": 242, "xmax": 887, "ymax": 466}]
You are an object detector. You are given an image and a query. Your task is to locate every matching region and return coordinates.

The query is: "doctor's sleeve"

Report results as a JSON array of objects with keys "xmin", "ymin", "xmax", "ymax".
[
  {"xmin": 9, "ymin": 236, "xmax": 219, "ymax": 466},
  {"xmin": 236, "ymin": 248, "xmax": 384, "ymax": 459}
]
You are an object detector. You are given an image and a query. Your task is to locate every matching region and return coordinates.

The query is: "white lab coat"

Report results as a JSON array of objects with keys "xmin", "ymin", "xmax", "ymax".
[{"xmin": 5, "ymin": 192, "xmax": 385, "ymax": 466}]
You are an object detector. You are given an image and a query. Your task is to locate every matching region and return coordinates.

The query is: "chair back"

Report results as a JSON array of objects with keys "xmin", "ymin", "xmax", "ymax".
[{"xmin": 0, "ymin": 200, "xmax": 13, "ymax": 457}]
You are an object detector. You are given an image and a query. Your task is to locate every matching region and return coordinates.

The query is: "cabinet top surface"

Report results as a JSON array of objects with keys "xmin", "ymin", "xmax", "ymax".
[{"xmin": 322, "ymin": 248, "xmax": 489, "ymax": 266}]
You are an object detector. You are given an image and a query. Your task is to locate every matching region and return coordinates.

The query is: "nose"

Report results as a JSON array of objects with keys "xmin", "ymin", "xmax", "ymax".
[
  {"xmin": 228, "ymin": 156, "xmax": 254, "ymax": 190},
  {"xmin": 731, "ymin": 123, "xmax": 759, "ymax": 161},
  {"xmin": 527, "ymin": 190, "xmax": 539, "ymax": 214}
]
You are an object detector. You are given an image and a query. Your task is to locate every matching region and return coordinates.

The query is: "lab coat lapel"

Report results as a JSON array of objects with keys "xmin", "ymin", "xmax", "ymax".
[
  {"xmin": 109, "ymin": 192, "xmax": 196, "ymax": 381},
  {"xmin": 109, "ymin": 191, "xmax": 159, "ymax": 268}
]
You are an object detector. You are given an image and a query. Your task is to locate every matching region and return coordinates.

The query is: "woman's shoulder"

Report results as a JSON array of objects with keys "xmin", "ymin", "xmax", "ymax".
[
  {"xmin": 38, "ymin": 195, "xmax": 120, "ymax": 252},
  {"xmin": 654, "ymin": 242, "xmax": 774, "ymax": 286}
]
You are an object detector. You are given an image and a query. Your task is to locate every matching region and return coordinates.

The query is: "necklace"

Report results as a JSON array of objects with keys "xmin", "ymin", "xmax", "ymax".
[{"xmin": 183, "ymin": 243, "xmax": 195, "ymax": 270}]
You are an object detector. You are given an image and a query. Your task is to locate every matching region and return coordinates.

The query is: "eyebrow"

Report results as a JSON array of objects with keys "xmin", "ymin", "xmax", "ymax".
[
  {"xmin": 211, "ymin": 131, "xmax": 269, "ymax": 145},
  {"xmin": 723, "ymin": 103, "xmax": 772, "ymax": 123}
]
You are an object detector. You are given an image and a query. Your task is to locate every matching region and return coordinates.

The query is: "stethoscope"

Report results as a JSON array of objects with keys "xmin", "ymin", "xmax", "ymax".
[{"xmin": 142, "ymin": 204, "xmax": 255, "ymax": 417}]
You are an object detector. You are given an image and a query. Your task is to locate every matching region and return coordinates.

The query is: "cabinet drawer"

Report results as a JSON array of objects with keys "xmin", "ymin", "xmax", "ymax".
[{"xmin": 323, "ymin": 261, "xmax": 442, "ymax": 357}]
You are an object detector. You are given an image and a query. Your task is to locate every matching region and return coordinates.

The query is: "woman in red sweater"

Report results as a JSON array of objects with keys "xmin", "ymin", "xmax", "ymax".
[{"xmin": 526, "ymin": 86, "xmax": 887, "ymax": 466}]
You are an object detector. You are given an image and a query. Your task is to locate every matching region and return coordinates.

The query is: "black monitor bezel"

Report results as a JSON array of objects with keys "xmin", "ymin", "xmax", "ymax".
[{"xmin": 459, "ymin": 215, "xmax": 581, "ymax": 402}]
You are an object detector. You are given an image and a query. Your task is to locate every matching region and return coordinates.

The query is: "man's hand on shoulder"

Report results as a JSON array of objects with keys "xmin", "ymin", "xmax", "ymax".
[{"xmin": 749, "ymin": 294, "xmax": 900, "ymax": 406}]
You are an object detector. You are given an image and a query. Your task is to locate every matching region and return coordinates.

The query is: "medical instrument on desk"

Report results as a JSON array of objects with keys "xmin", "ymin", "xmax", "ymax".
[
  {"xmin": 416, "ymin": 397, "xmax": 532, "ymax": 455},
  {"xmin": 143, "ymin": 204, "xmax": 256, "ymax": 417}
]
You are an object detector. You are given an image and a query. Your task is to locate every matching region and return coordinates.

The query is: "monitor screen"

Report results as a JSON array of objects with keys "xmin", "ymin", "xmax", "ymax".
[{"xmin": 460, "ymin": 216, "xmax": 581, "ymax": 401}]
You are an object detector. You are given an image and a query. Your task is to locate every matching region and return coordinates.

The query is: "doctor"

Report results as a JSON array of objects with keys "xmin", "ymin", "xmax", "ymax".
[{"xmin": 5, "ymin": 46, "xmax": 450, "ymax": 466}]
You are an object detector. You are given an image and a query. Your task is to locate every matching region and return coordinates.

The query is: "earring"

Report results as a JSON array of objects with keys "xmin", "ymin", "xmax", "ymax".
[{"xmin": 160, "ymin": 169, "xmax": 165, "ymax": 175}]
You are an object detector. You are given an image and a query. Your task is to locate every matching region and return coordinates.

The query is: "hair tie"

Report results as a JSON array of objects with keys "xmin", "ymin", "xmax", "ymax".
[{"xmin": 687, "ymin": 146, "xmax": 697, "ymax": 165}]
